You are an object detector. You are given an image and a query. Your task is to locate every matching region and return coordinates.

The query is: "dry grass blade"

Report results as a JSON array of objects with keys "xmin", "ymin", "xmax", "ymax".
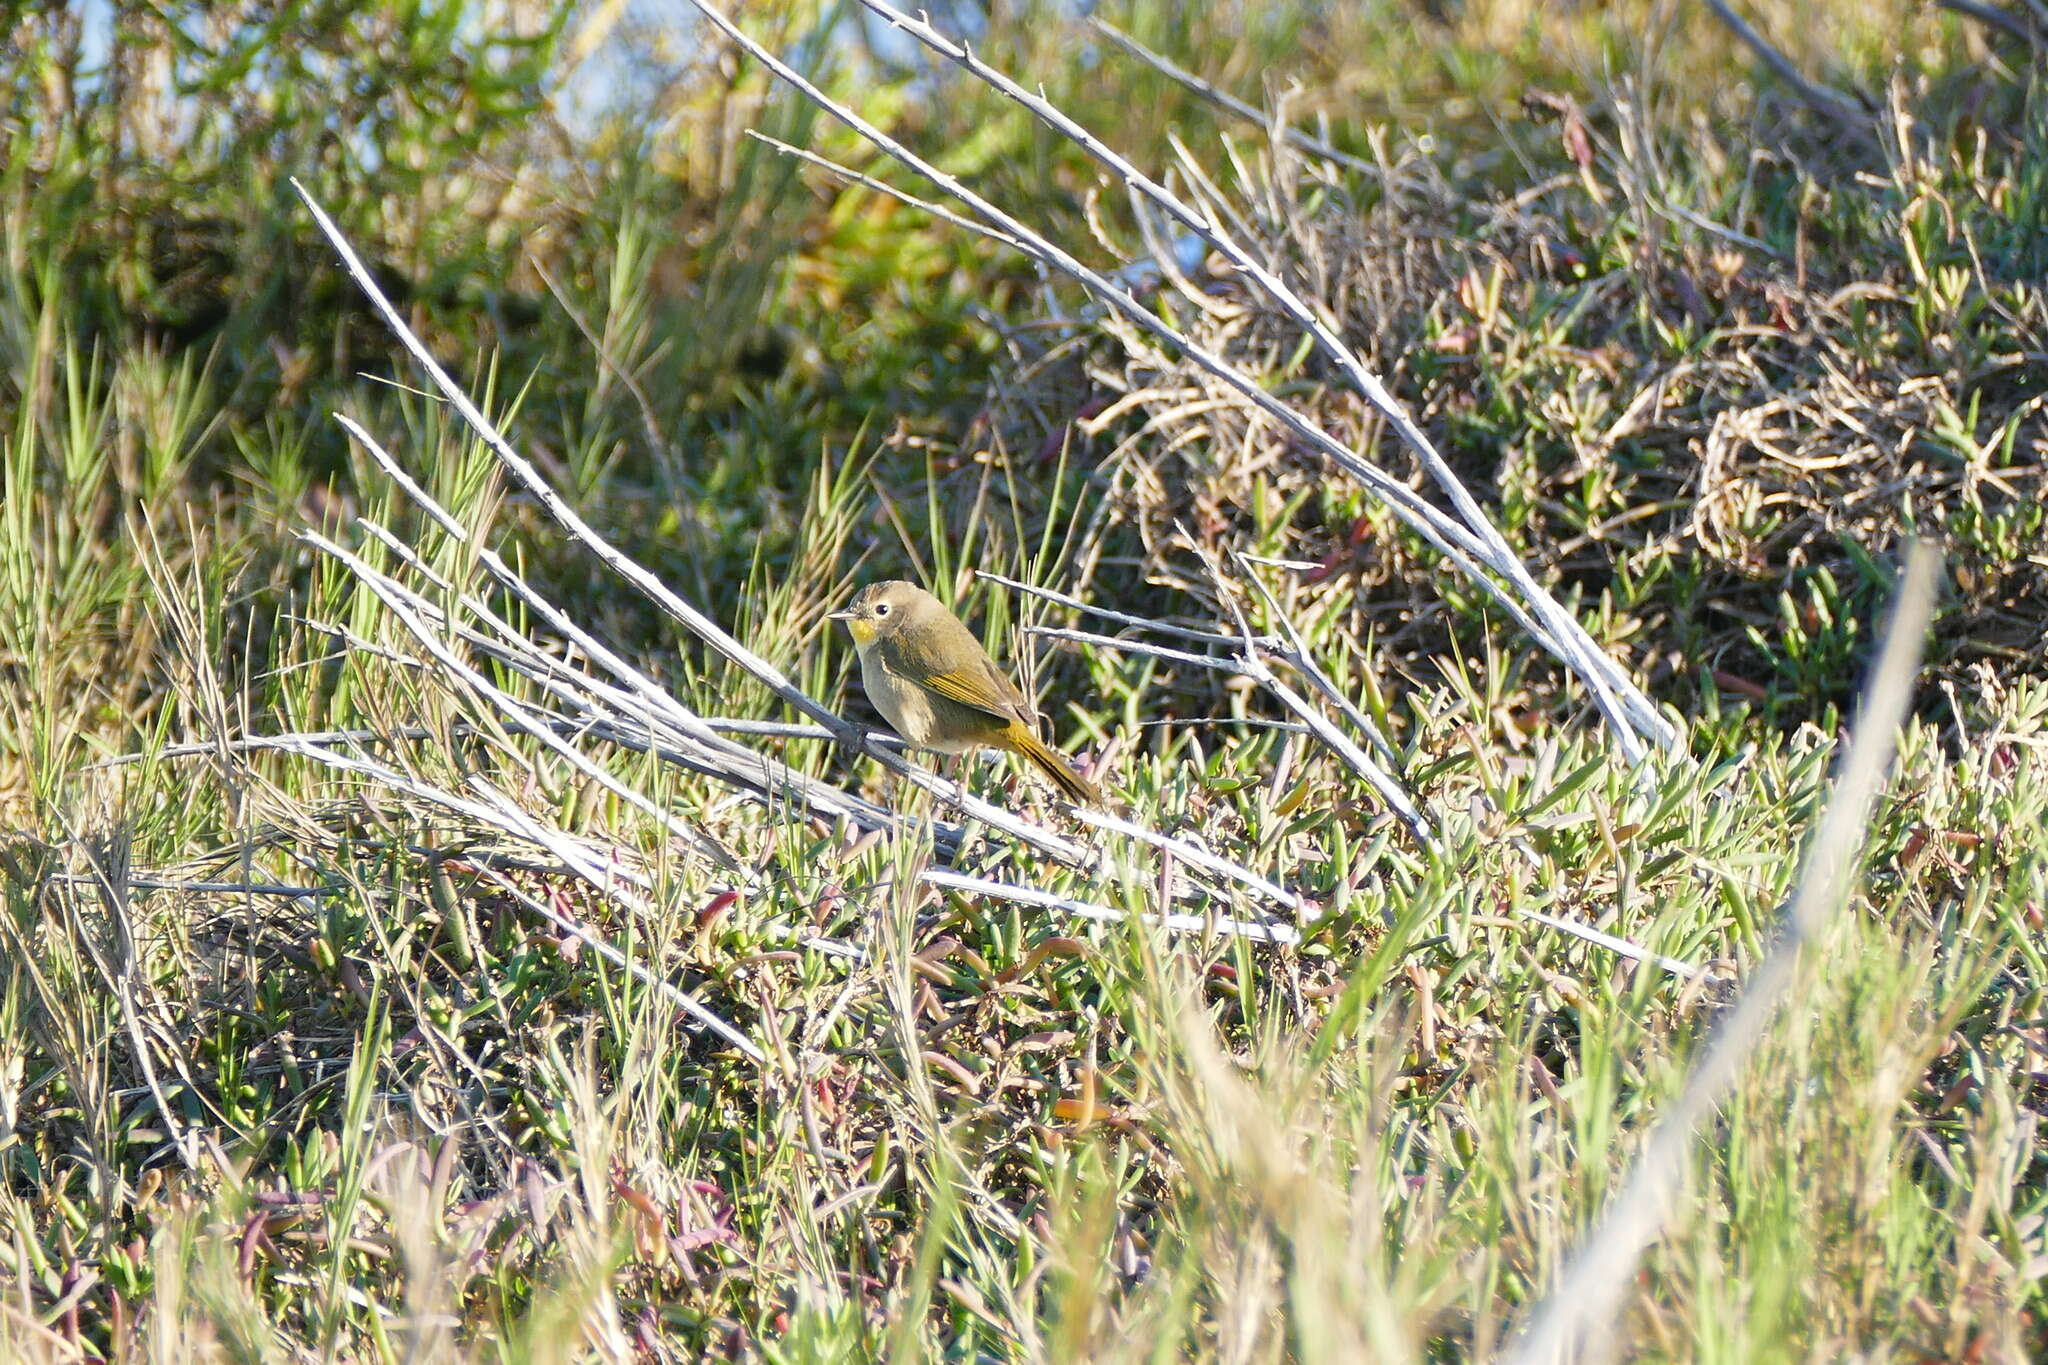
[
  {"xmin": 1514, "ymin": 908, "xmax": 1701, "ymax": 980},
  {"xmin": 83, "ymin": 719, "xmax": 859, "ymax": 770},
  {"xmin": 1505, "ymin": 541, "xmax": 1940, "ymax": 1365}
]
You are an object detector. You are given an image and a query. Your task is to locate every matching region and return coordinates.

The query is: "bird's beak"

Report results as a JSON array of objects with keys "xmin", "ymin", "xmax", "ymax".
[{"xmin": 828, "ymin": 608, "xmax": 856, "ymax": 621}]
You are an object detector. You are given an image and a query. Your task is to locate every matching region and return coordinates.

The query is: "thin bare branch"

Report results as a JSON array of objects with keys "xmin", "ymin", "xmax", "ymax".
[
  {"xmin": 977, "ymin": 569, "xmax": 1254, "ymax": 647},
  {"xmin": 1087, "ymin": 17, "xmax": 1380, "ymax": 177},
  {"xmin": 924, "ymin": 869, "xmax": 1299, "ymax": 944},
  {"xmin": 1698, "ymin": 0, "xmax": 1873, "ymax": 125},
  {"xmin": 1068, "ymin": 806, "xmax": 1305, "ymax": 916},
  {"xmin": 1936, "ymin": 0, "xmax": 2047, "ymax": 47}
]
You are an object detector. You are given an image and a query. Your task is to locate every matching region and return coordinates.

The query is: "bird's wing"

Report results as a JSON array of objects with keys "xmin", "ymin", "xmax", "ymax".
[
  {"xmin": 918, "ymin": 662, "xmax": 1034, "ymax": 729},
  {"xmin": 896, "ymin": 621, "xmax": 1036, "ymax": 729}
]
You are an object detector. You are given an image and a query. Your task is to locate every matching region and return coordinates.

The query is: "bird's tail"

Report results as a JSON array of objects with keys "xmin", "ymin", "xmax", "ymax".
[{"xmin": 1009, "ymin": 728, "xmax": 1104, "ymax": 807}]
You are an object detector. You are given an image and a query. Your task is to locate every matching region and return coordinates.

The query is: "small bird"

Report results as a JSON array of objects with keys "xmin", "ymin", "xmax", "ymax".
[{"xmin": 830, "ymin": 580, "xmax": 1103, "ymax": 806}]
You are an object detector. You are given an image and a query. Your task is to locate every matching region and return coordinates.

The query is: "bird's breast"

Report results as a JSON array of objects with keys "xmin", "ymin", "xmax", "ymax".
[{"xmin": 860, "ymin": 650, "xmax": 963, "ymax": 752}]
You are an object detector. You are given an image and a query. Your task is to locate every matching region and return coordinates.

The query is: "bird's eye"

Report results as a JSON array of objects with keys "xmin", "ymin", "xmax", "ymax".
[{"xmin": 873, "ymin": 603, "xmax": 890, "ymax": 617}]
